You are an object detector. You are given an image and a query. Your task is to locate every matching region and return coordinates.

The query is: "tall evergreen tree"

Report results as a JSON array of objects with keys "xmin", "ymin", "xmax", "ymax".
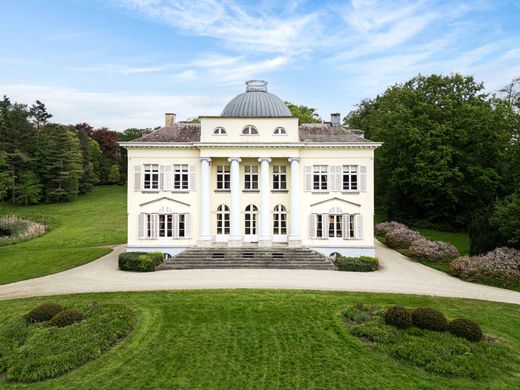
[
  {"xmin": 74, "ymin": 123, "xmax": 98, "ymax": 194},
  {"xmin": 29, "ymin": 100, "xmax": 52, "ymax": 130}
]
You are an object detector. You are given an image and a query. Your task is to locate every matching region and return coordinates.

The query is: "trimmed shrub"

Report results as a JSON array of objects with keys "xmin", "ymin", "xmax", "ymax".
[
  {"xmin": 384, "ymin": 305, "xmax": 412, "ymax": 328},
  {"xmin": 375, "ymin": 221, "xmax": 409, "ymax": 237},
  {"xmin": 118, "ymin": 251, "xmax": 164, "ymax": 272},
  {"xmin": 409, "ymin": 238, "xmax": 460, "ymax": 262},
  {"xmin": 448, "ymin": 318, "xmax": 482, "ymax": 342},
  {"xmin": 25, "ymin": 303, "xmax": 63, "ymax": 324},
  {"xmin": 450, "ymin": 247, "xmax": 520, "ymax": 286},
  {"xmin": 411, "ymin": 307, "xmax": 448, "ymax": 331},
  {"xmin": 335, "ymin": 256, "xmax": 379, "ymax": 272},
  {"xmin": 385, "ymin": 228, "xmax": 422, "ymax": 249},
  {"xmin": 49, "ymin": 309, "xmax": 85, "ymax": 327}
]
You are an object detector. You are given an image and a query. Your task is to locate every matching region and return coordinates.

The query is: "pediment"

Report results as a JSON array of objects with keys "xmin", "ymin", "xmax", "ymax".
[
  {"xmin": 139, "ymin": 197, "xmax": 191, "ymax": 207},
  {"xmin": 310, "ymin": 197, "xmax": 361, "ymax": 208}
]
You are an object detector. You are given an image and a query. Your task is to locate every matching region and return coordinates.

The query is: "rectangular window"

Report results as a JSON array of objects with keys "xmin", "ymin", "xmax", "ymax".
[
  {"xmin": 342, "ymin": 165, "xmax": 358, "ymax": 191},
  {"xmin": 328, "ymin": 215, "xmax": 342, "ymax": 238},
  {"xmin": 348, "ymin": 214, "xmax": 355, "ymax": 238},
  {"xmin": 216, "ymin": 165, "xmax": 231, "ymax": 190},
  {"xmin": 143, "ymin": 164, "xmax": 159, "ymax": 190},
  {"xmin": 217, "ymin": 211, "xmax": 230, "ymax": 234},
  {"xmin": 178, "ymin": 214, "xmax": 185, "ymax": 237},
  {"xmin": 173, "ymin": 164, "xmax": 189, "ymax": 190},
  {"xmin": 147, "ymin": 214, "xmax": 153, "ymax": 237},
  {"xmin": 313, "ymin": 165, "xmax": 328, "ymax": 191},
  {"xmin": 272, "ymin": 165, "xmax": 287, "ymax": 190},
  {"xmin": 244, "ymin": 165, "xmax": 258, "ymax": 190},
  {"xmin": 316, "ymin": 215, "xmax": 322, "ymax": 238},
  {"xmin": 158, "ymin": 214, "xmax": 173, "ymax": 237}
]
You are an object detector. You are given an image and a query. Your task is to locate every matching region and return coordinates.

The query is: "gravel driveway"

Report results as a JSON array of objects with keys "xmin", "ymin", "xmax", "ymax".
[{"xmin": 1, "ymin": 241, "xmax": 519, "ymax": 304}]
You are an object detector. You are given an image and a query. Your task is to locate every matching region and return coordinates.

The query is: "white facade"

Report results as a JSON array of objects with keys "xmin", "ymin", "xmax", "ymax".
[{"xmin": 121, "ymin": 82, "xmax": 381, "ymax": 258}]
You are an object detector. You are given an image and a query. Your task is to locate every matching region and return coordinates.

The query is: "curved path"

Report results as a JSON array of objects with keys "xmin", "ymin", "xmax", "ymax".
[{"xmin": 0, "ymin": 241, "xmax": 519, "ymax": 304}]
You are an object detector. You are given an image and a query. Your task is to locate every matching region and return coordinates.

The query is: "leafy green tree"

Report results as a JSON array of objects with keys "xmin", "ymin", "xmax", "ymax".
[
  {"xmin": 108, "ymin": 164, "xmax": 120, "ymax": 184},
  {"xmin": 285, "ymin": 102, "xmax": 321, "ymax": 124},
  {"xmin": 74, "ymin": 123, "xmax": 98, "ymax": 194},
  {"xmin": 14, "ymin": 171, "xmax": 42, "ymax": 206},
  {"xmin": 491, "ymin": 194, "xmax": 520, "ymax": 248},
  {"xmin": 0, "ymin": 150, "xmax": 10, "ymax": 200},
  {"xmin": 346, "ymin": 74, "xmax": 513, "ymax": 229},
  {"xmin": 29, "ymin": 100, "xmax": 52, "ymax": 130}
]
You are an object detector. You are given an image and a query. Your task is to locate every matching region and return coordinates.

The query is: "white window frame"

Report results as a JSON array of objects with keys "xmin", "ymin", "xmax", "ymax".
[
  {"xmin": 272, "ymin": 165, "xmax": 287, "ymax": 190},
  {"xmin": 273, "ymin": 204, "xmax": 287, "ymax": 235},
  {"xmin": 244, "ymin": 165, "xmax": 259, "ymax": 190},
  {"xmin": 242, "ymin": 125, "xmax": 258, "ymax": 135},
  {"xmin": 342, "ymin": 165, "xmax": 359, "ymax": 191},
  {"xmin": 312, "ymin": 165, "xmax": 328, "ymax": 191},
  {"xmin": 213, "ymin": 127, "xmax": 227, "ymax": 135},
  {"xmin": 273, "ymin": 127, "xmax": 287, "ymax": 136},
  {"xmin": 173, "ymin": 164, "xmax": 189, "ymax": 190},
  {"xmin": 216, "ymin": 165, "xmax": 231, "ymax": 190},
  {"xmin": 244, "ymin": 204, "xmax": 258, "ymax": 235},
  {"xmin": 217, "ymin": 205, "xmax": 230, "ymax": 235},
  {"xmin": 143, "ymin": 164, "xmax": 159, "ymax": 190},
  {"xmin": 158, "ymin": 214, "xmax": 173, "ymax": 238}
]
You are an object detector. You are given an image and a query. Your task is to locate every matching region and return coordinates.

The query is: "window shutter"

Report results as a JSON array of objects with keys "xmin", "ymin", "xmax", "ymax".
[
  {"xmin": 342, "ymin": 214, "xmax": 349, "ymax": 239},
  {"xmin": 359, "ymin": 166, "xmax": 367, "ymax": 192},
  {"xmin": 138, "ymin": 214, "xmax": 146, "ymax": 239},
  {"xmin": 159, "ymin": 165, "xmax": 165, "ymax": 190},
  {"xmin": 189, "ymin": 165, "xmax": 196, "ymax": 191},
  {"xmin": 172, "ymin": 213, "xmax": 179, "ymax": 238},
  {"xmin": 327, "ymin": 167, "xmax": 334, "ymax": 192},
  {"xmin": 335, "ymin": 166, "xmax": 342, "ymax": 191},
  {"xmin": 164, "ymin": 165, "xmax": 172, "ymax": 191},
  {"xmin": 304, "ymin": 166, "xmax": 312, "ymax": 191},
  {"xmin": 356, "ymin": 214, "xmax": 364, "ymax": 239},
  {"xmin": 322, "ymin": 214, "xmax": 329, "ymax": 239},
  {"xmin": 151, "ymin": 214, "xmax": 159, "ymax": 239},
  {"xmin": 308, "ymin": 214, "xmax": 317, "ymax": 239},
  {"xmin": 134, "ymin": 165, "xmax": 141, "ymax": 191},
  {"xmin": 185, "ymin": 213, "xmax": 192, "ymax": 238}
]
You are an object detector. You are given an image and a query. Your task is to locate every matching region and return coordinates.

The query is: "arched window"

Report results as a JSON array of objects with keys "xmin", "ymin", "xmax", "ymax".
[
  {"xmin": 213, "ymin": 127, "xmax": 227, "ymax": 135},
  {"xmin": 242, "ymin": 125, "xmax": 258, "ymax": 135},
  {"xmin": 216, "ymin": 205, "xmax": 230, "ymax": 234},
  {"xmin": 273, "ymin": 204, "xmax": 287, "ymax": 235},
  {"xmin": 273, "ymin": 127, "xmax": 286, "ymax": 135},
  {"xmin": 328, "ymin": 207, "xmax": 343, "ymax": 238},
  {"xmin": 244, "ymin": 204, "xmax": 258, "ymax": 235}
]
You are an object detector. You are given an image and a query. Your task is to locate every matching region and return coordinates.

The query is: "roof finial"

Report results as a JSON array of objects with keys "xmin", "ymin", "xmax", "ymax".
[{"xmin": 246, "ymin": 80, "xmax": 268, "ymax": 92}]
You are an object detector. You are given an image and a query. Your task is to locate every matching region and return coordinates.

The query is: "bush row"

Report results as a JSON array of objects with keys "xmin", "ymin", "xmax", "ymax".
[
  {"xmin": 375, "ymin": 221, "xmax": 460, "ymax": 262},
  {"xmin": 118, "ymin": 252, "xmax": 164, "ymax": 272},
  {"xmin": 24, "ymin": 302, "xmax": 84, "ymax": 328},
  {"xmin": 450, "ymin": 247, "xmax": 520, "ymax": 286},
  {"xmin": 335, "ymin": 256, "xmax": 379, "ymax": 272},
  {"xmin": 383, "ymin": 305, "xmax": 482, "ymax": 342}
]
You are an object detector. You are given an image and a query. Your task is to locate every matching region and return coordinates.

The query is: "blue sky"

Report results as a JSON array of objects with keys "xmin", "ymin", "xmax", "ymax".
[{"xmin": 1, "ymin": 0, "xmax": 519, "ymax": 130}]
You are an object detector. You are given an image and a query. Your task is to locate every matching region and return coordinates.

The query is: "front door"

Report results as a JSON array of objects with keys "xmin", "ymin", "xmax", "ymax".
[{"xmin": 244, "ymin": 205, "xmax": 258, "ymax": 243}]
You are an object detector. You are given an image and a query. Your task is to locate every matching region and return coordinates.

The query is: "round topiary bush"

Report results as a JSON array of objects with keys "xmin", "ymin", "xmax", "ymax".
[
  {"xmin": 25, "ymin": 302, "xmax": 63, "ymax": 323},
  {"xmin": 411, "ymin": 307, "xmax": 448, "ymax": 331},
  {"xmin": 49, "ymin": 309, "xmax": 85, "ymax": 327},
  {"xmin": 384, "ymin": 305, "xmax": 412, "ymax": 328},
  {"xmin": 448, "ymin": 318, "xmax": 483, "ymax": 342}
]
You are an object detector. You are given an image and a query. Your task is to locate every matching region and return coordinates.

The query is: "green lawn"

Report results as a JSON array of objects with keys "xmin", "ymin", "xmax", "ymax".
[
  {"xmin": 0, "ymin": 186, "xmax": 127, "ymax": 285},
  {"xmin": 0, "ymin": 290, "xmax": 518, "ymax": 389}
]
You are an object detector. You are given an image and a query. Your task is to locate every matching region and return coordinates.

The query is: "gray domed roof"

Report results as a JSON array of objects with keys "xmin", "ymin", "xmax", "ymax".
[{"xmin": 221, "ymin": 80, "xmax": 292, "ymax": 117}]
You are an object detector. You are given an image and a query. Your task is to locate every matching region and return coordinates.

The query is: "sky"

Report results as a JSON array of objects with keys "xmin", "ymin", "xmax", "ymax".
[{"xmin": 0, "ymin": 0, "xmax": 519, "ymax": 131}]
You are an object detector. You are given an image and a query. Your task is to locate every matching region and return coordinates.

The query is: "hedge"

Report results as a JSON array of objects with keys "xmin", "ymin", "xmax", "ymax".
[
  {"xmin": 118, "ymin": 252, "xmax": 164, "ymax": 272},
  {"xmin": 335, "ymin": 256, "xmax": 379, "ymax": 272}
]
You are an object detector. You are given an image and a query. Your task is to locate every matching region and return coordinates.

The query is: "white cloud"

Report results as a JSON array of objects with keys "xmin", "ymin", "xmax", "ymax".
[
  {"xmin": 0, "ymin": 84, "xmax": 225, "ymax": 130},
  {"xmin": 78, "ymin": 64, "xmax": 168, "ymax": 74}
]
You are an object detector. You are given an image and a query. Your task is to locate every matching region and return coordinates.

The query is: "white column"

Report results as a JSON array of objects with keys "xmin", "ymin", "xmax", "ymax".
[
  {"xmin": 228, "ymin": 157, "xmax": 242, "ymax": 246},
  {"xmin": 198, "ymin": 157, "xmax": 212, "ymax": 246},
  {"xmin": 288, "ymin": 157, "xmax": 302, "ymax": 247},
  {"xmin": 258, "ymin": 157, "xmax": 272, "ymax": 247}
]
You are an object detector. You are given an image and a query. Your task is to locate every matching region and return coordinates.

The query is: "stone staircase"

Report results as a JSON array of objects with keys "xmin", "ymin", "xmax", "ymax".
[{"xmin": 156, "ymin": 247, "xmax": 336, "ymax": 271}]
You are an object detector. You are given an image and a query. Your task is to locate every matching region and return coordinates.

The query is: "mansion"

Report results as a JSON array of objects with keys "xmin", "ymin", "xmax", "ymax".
[{"xmin": 121, "ymin": 81, "xmax": 381, "ymax": 257}]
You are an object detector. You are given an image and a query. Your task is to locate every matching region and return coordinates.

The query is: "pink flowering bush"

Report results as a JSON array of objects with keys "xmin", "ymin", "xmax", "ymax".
[
  {"xmin": 375, "ymin": 221, "xmax": 409, "ymax": 237},
  {"xmin": 409, "ymin": 238, "xmax": 460, "ymax": 262},
  {"xmin": 450, "ymin": 247, "xmax": 520, "ymax": 286},
  {"xmin": 384, "ymin": 228, "xmax": 422, "ymax": 249}
]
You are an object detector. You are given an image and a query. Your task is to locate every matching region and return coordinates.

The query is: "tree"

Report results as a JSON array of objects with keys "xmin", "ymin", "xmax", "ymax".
[
  {"xmin": 74, "ymin": 123, "xmax": 98, "ymax": 194},
  {"xmin": 14, "ymin": 171, "xmax": 41, "ymax": 206},
  {"xmin": 491, "ymin": 194, "xmax": 520, "ymax": 248},
  {"xmin": 346, "ymin": 74, "xmax": 513, "ymax": 229},
  {"xmin": 90, "ymin": 127, "xmax": 119, "ymax": 184},
  {"xmin": 285, "ymin": 102, "xmax": 321, "ymax": 124},
  {"xmin": 29, "ymin": 100, "xmax": 52, "ymax": 130},
  {"xmin": 108, "ymin": 164, "xmax": 120, "ymax": 184},
  {"xmin": 118, "ymin": 128, "xmax": 149, "ymax": 184},
  {"xmin": 499, "ymin": 77, "xmax": 520, "ymax": 113},
  {"xmin": 0, "ymin": 151, "xmax": 10, "ymax": 200}
]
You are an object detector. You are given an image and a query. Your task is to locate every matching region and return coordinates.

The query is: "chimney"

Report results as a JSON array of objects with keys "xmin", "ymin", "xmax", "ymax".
[
  {"xmin": 331, "ymin": 113, "xmax": 341, "ymax": 127},
  {"xmin": 165, "ymin": 112, "xmax": 176, "ymax": 127}
]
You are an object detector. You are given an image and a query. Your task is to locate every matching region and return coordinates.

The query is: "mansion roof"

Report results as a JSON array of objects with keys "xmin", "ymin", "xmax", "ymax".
[{"xmin": 131, "ymin": 123, "xmax": 373, "ymax": 144}]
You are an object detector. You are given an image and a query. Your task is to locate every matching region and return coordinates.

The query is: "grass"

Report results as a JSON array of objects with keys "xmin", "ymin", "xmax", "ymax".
[
  {"xmin": 0, "ymin": 290, "xmax": 518, "ymax": 389},
  {"xmin": 0, "ymin": 186, "xmax": 127, "ymax": 285}
]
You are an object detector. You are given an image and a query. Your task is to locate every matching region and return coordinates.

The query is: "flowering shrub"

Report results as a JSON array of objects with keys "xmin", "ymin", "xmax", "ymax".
[
  {"xmin": 375, "ymin": 221, "xmax": 409, "ymax": 237},
  {"xmin": 409, "ymin": 238, "xmax": 460, "ymax": 262},
  {"xmin": 0, "ymin": 216, "xmax": 46, "ymax": 245},
  {"xmin": 384, "ymin": 228, "xmax": 422, "ymax": 249},
  {"xmin": 450, "ymin": 247, "xmax": 520, "ymax": 286}
]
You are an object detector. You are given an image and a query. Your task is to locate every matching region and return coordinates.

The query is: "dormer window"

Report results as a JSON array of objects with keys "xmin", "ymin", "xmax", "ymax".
[
  {"xmin": 273, "ymin": 127, "xmax": 286, "ymax": 135},
  {"xmin": 242, "ymin": 125, "xmax": 258, "ymax": 135},
  {"xmin": 213, "ymin": 127, "xmax": 227, "ymax": 135}
]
